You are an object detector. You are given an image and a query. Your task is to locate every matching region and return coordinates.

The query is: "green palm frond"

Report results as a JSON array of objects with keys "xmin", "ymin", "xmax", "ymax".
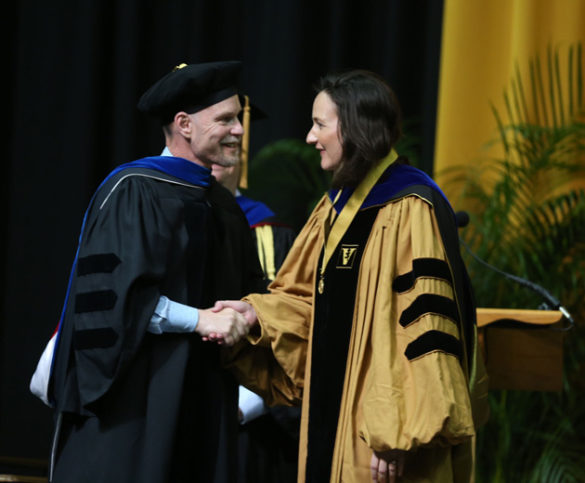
[{"xmin": 448, "ymin": 42, "xmax": 585, "ymax": 482}]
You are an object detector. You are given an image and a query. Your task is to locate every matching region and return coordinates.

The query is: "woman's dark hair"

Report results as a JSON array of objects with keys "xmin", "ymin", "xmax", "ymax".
[{"xmin": 316, "ymin": 70, "xmax": 402, "ymax": 188}]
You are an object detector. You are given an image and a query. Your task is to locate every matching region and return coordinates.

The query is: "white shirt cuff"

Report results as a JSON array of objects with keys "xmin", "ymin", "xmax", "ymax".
[
  {"xmin": 239, "ymin": 385, "xmax": 268, "ymax": 424},
  {"xmin": 148, "ymin": 296, "xmax": 199, "ymax": 334}
]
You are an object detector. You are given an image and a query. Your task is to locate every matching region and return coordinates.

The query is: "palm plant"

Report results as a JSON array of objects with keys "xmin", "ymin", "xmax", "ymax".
[{"xmin": 442, "ymin": 43, "xmax": 585, "ymax": 481}]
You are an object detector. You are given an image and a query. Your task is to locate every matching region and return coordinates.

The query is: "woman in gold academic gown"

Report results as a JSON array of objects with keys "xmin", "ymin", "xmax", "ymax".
[{"xmin": 220, "ymin": 70, "xmax": 488, "ymax": 483}]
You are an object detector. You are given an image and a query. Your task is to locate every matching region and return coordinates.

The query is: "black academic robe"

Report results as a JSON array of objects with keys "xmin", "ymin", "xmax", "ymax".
[{"xmin": 50, "ymin": 160, "xmax": 265, "ymax": 483}]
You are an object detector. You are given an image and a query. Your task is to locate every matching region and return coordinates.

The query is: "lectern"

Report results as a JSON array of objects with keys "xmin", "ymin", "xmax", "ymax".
[{"xmin": 476, "ymin": 308, "xmax": 565, "ymax": 391}]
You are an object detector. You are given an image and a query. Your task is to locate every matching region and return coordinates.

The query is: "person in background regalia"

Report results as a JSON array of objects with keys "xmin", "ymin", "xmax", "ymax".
[{"xmin": 211, "ymin": 97, "xmax": 300, "ymax": 483}]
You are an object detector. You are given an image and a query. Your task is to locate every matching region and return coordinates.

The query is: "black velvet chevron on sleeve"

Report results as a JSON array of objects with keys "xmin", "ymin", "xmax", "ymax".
[
  {"xmin": 73, "ymin": 327, "xmax": 119, "ymax": 350},
  {"xmin": 74, "ymin": 290, "xmax": 118, "ymax": 313},
  {"xmin": 392, "ymin": 257, "xmax": 453, "ymax": 293},
  {"xmin": 399, "ymin": 294, "xmax": 459, "ymax": 328},
  {"xmin": 77, "ymin": 253, "xmax": 121, "ymax": 276},
  {"xmin": 404, "ymin": 330, "xmax": 462, "ymax": 361}
]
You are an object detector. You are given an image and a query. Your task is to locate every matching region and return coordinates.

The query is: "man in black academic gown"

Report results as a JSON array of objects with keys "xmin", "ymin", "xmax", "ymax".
[{"xmin": 47, "ymin": 61, "xmax": 266, "ymax": 483}]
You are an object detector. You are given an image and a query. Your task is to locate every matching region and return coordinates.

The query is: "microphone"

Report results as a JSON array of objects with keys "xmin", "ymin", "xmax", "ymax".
[
  {"xmin": 455, "ymin": 210, "xmax": 574, "ymax": 330},
  {"xmin": 455, "ymin": 210, "xmax": 469, "ymax": 229}
]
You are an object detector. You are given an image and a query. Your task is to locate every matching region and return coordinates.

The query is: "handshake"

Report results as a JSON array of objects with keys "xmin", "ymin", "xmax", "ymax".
[{"xmin": 196, "ymin": 300, "xmax": 258, "ymax": 346}]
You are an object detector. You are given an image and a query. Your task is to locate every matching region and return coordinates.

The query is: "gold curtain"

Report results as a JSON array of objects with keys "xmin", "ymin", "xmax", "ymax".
[{"xmin": 434, "ymin": 0, "xmax": 585, "ymax": 205}]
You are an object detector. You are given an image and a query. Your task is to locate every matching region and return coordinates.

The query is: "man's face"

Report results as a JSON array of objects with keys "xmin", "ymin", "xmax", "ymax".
[{"xmin": 189, "ymin": 95, "xmax": 243, "ymax": 168}]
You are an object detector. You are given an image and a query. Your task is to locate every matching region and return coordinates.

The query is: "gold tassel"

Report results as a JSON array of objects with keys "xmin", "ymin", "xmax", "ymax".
[{"xmin": 239, "ymin": 95, "xmax": 251, "ymax": 189}]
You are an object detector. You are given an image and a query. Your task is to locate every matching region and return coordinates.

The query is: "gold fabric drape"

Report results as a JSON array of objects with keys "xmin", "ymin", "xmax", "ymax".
[{"xmin": 434, "ymin": 0, "xmax": 585, "ymax": 204}]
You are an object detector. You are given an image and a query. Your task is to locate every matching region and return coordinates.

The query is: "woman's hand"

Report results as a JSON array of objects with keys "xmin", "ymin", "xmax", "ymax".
[
  {"xmin": 212, "ymin": 300, "xmax": 258, "ymax": 327},
  {"xmin": 370, "ymin": 449, "xmax": 405, "ymax": 483},
  {"xmin": 196, "ymin": 307, "xmax": 249, "ymax": 346}
]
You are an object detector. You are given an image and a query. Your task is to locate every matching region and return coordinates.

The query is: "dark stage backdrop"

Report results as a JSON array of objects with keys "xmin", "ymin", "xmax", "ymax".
[{"xmin": 3, "ymin": 0, "xmax": 444, "ymax": 461}]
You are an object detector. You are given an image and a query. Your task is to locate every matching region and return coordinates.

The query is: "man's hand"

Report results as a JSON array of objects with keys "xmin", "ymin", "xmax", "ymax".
[
  {"xmin": 196, "ymin": 308, "xmax": 249, "ymax": 346},
  {"xmin": 212, "ymin": 300, "xmax": 257, "ymax": 328},
  {"xmin": 370, "ymin": 449, "xmax": 405, "ymax": 483}
]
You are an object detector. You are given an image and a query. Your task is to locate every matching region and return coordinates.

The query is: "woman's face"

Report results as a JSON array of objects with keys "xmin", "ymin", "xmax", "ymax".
[{"xmin": 306, "ymin": 91, "xmax": 343, "ymax": 171}]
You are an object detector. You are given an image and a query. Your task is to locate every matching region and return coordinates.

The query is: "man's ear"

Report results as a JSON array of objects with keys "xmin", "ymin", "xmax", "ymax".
[{"xmin": 174, "ymin": 111, "xmax": 192, "ymax": 137}]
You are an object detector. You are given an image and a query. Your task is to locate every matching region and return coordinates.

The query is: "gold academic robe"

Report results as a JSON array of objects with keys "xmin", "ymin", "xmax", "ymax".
[{"xmin": 228, "ymin": 181, "xmax": 489, "ymax": 482}]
